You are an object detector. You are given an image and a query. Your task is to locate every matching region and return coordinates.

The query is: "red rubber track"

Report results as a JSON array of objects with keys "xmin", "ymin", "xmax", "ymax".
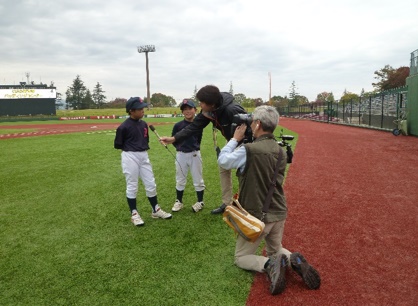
[
  {"xmin": 0, "ymin": 122, "xmax": 172, "ymax": 139},
  {"xmin": 247, "ymin": 118, "xmax": 418, "ymax": 306}
]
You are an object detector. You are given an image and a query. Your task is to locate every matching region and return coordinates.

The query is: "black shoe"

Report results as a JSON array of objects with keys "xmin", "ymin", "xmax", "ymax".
[
  {"xmin": 266, "ymin": 254, "xmax": 288, "ymax": 295},
  {"xmin": 211, "ymin": 203, "xmax": 226, "ymax": 214},
  {"xmin": 290, "ymin": 252, "xmax": 321, "ymax": 290}
]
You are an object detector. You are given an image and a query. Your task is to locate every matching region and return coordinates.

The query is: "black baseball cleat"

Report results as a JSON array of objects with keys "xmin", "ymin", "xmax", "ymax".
[
  {"xmin": 211, "ymin": 203, "xmax": 226, "ymax": 214},
  {"xmin": 290, "ymin": 252, "xmax": 321, "ymax": 290},
  {"xmin": 265, "ymin": 254, "xmax": 288, "ymax": 295}
]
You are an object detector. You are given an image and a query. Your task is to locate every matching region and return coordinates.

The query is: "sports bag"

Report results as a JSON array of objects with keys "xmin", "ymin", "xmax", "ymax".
[
  {"xmin": 223, "ymin": 198, "xmax": 265, "ymax": 243},
  {"xmin": 222, "ymin": 146, "xmax": 284, "ymax": 243}
]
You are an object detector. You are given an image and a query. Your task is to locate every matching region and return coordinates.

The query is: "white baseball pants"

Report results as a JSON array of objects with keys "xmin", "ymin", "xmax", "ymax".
[
  {"xmin": 175, "ymin": 151, "xmax": 205, "ymax": 192},
  {"xmin": 121, "ymin": 151, "xmax": 157, "ymax": 199}
]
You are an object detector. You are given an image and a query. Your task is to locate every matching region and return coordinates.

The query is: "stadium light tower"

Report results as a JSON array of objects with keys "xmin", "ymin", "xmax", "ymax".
[{"xmin": 137, "ymin": 45, "xmax": 156, "ymax": 108}]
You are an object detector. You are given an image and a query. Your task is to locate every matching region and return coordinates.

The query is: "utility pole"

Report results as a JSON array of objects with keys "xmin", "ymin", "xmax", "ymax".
[
  {"xmin": 269, "ymin": 72, "xmax": 272, "ymax": 105},
  {"xmin": 137, "ymin": 45, "xmax": 156, "ymax": 109}
]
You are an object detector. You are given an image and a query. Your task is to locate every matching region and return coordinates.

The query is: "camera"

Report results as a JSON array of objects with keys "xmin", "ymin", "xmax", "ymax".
[
  {"xmin": 278, "ymin": 131, "xmax": 294, "ymax": 163},
  {"xmin": 231, "ymin": 113, "xmax": 253, "ymax": 143},
  {"xmin": 232, "ymin": 113, "xmax": 253, "ymax": 126}
]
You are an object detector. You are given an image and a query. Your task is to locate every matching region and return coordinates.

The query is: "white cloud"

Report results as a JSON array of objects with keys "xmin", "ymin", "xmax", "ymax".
[{"xmin": 1, "ymin": 0, "xmax": 417, "ymax": 102}]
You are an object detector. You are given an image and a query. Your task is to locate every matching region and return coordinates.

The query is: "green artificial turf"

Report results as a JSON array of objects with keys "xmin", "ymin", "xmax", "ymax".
[{"xmin": 0, "ymin": 123, "xmax": 297, "ymax": 306}]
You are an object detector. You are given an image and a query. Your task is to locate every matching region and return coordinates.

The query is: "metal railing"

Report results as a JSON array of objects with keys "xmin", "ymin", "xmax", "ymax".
[{"xmin": 278, "ymin": 87, "xmax": 408, "ymax": 131}]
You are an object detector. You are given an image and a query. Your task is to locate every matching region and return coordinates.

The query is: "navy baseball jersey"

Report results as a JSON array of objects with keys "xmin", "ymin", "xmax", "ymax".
[
  {"xmin": 172, "ymin": 120, "xmax": 202, "ymax": 152},
  {"xmin": 114, "ymin": 118, "xmax": 150, "ymax": 151}
]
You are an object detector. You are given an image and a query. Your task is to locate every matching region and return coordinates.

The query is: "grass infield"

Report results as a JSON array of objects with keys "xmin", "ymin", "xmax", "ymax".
[{"xmin": 0, "ymin": 121, "xmax": 297, "ymax": 305}]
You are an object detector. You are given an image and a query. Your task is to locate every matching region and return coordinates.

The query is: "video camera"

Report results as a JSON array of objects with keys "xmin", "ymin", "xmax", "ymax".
[
  {"xmin": 278, "ymin": 130, "xmax": 294, "ymax": 163},
  {"xmin": 231, "ymin": 113, "xmax": 253, "ymax": 143},
  {"xmin": 232, "ymin": 113, "xmax": 253, "ymax": 126}
]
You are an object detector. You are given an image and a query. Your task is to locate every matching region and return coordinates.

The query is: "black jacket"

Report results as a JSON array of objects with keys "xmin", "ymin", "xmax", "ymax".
[{"xmin": 174, "ymin": 92, "xmax": 248, "ymax": 142}]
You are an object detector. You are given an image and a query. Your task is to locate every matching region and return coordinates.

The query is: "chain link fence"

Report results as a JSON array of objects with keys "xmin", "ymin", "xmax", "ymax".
[{"xmin": 277, "ymin": 88, "xmax": 408, "ymax": 131}]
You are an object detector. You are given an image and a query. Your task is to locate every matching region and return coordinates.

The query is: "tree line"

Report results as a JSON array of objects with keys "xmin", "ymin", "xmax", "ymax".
[
  {"xmin": 65, "ymin": 75, "xmax": 106, "ymax": 110},
  {"xmin": 64, "ymin": 65, "xmax": 409, "ymax": 110}
]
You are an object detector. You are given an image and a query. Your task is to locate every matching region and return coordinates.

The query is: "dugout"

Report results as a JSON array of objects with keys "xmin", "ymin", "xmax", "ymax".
[{"xmin": 0, "ymin": 83, "xmax": 57, "ymax": 116}]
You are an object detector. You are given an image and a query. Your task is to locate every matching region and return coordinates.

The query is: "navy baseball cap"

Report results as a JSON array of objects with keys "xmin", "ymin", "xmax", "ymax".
[
  {"xmin": 180, "ymin": 99, "xmax": 196, "ymax": 110},
  {"xmin": 126, "ymin": 97, "xmax": 148, "ymax": 113}
]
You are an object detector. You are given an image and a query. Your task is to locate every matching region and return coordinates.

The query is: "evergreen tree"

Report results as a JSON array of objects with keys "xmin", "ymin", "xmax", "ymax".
[
  {"xmin": 92, "ymin": 82, "xmax": 107, "ymax": 109},
  {"xmin": 82, "ymin": 89, "xmax": 94, "ymax": 109},
  {"xmin": 288, "ymin": 81, "xmax": 299, "ymax": 106},
  {"xmin": 65, "ymin": 75, "xmax": 87, "ymax": 110}
]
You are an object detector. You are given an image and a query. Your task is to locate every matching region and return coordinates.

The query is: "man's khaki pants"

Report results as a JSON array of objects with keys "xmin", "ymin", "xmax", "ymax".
[
  {"xmin": 219, "ymin": 166, "xmax": 233, "ymax": 205},
  {"xmin": 234, "ymin": 220, "xmax": 291, "ymax": 272}
]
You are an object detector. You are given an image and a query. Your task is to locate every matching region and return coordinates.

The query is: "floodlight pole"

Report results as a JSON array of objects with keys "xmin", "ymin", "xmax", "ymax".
[
  {"xmin": 137, "ymin": 45, "xmax": 156, "ymax": 108},
  {"xmin": 268, "ymin": 72, "xmax": 272, "ymax": 105}
]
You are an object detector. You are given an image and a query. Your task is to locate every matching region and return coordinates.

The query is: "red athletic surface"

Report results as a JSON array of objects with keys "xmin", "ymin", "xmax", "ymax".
[
  {"xmin": 246, "ymin": 118, "xmax": 418, "ymax": 306},
  {"xmin": 0, "ymin": 122, "xmax": 172, "ymax": 139}
]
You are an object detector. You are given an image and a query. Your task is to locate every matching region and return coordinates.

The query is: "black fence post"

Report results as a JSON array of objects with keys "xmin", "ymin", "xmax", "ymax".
[
  {"xmin": 381, "ymin": 94, "xmax": 384, "ymax": 128},
  {"xmin": 342, "ymin": 100, "xmax": 345, "ymax": 122},
  {"xmin": 327, "ymin": 101, "xmax": 330, "ymax": 122},
  {"xmin": 335, "ymin": 101, "xmax": 338, "ymax": 121},
  {"xmin": 396, "ymin": 93, "xmax": 400, "ymax": 129},
  {"xmin": 368, "ymin": 96, "xmax": 372, "ymax": 126}
]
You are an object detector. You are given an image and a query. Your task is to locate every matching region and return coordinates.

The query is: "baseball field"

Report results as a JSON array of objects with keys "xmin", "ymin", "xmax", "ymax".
[{"xmin": 1, "ymin": 116, "xmax": 417, "ymax": 305}]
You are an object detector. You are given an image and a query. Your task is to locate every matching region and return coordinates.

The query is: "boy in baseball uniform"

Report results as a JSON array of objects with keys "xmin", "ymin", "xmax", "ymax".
[
  {"xmin": 114, "ymin": 97, "xmax": 172, "ymax": 226},
  {"xmin": 171, "ymin": 99, "xmax": 205, "ymax": 212}
]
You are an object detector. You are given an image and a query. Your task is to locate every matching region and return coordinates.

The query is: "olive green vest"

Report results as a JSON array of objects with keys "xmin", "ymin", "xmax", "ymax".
[{"xmin": 237, "ymin": 134, "xmax": 287, "ymax": 222}]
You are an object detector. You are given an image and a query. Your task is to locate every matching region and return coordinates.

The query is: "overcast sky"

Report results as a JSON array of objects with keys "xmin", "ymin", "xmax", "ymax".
[{"xmin": 1, "ymin": 0, "xmax": 417, "ymax": 103}]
